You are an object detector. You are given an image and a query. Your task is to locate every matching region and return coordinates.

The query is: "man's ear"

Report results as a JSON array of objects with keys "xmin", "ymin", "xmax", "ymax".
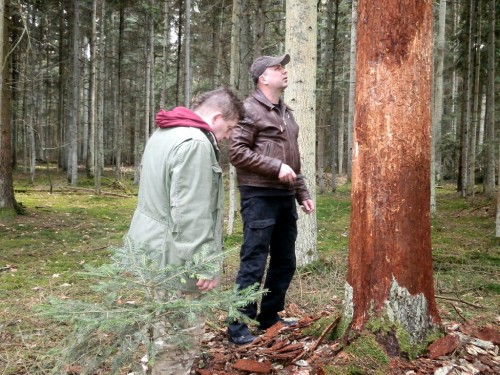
[{"xmin": 211, "ymin": 112, "xmax": 223, "ymax": 125}]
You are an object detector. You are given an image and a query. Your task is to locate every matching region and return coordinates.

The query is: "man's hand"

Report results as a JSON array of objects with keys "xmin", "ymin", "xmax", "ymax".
[
  {"xmin": 278, "ymin": 163, "xmax": 297, "ymax": 184},
  {"xmin": 196, "ymin": 278, "xmax": 219, "ymax": 291},
  {"xmin": 300, "ymin": 199, "xmax": 315, "ymax": 214}
]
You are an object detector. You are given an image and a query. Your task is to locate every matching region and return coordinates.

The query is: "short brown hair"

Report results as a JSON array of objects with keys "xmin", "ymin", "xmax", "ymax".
[{"xmin": 191, "ymin": 87, "xmax": 245, "ymax": 121}]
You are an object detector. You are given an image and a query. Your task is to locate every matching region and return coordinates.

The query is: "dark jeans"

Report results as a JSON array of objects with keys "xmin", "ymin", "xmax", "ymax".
[{"xmin": 228, "ymin": 195, "xmax": 298, "ymax": 337}]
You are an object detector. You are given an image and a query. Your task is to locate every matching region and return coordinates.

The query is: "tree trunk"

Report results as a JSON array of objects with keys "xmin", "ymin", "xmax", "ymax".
[
  {"xmin": 183, "ymin": 0, "xmax": 191, "ymax": 106},
  {"xmin": 484, "ymin": 0, "xmax": 495, "ymax": 198},
  {"xmin": 227, "ymin": 0, "xmax": 241, "ymax": 236},
  {"xmin": 459, "ymin": 0, "xmax": 476, "ymax": 197},
  {"xmin": 160, "ymin": 0, "xmax": 170, "ymax": 109},
  {"xmin": 285, "ymin": 0, "xmax": 317, "ymax": 266},
  {"xmin": 468, "ymin": 2, "xmax": 481, "ymax": 197},
  {"xmin": 431, "ymin": 0, "xmax": 447, "ymax": 214},
  {"xmin": 114, "ymin": 6, "xmax": 125, "ymax": 180},
  {"xmin": 67, "ymin": 0, "xmax": 80, "ymax": 186},
  {"xmin": 346, "ymin": 0, "xmax": 357, "ymax": 182},
  {"xmin": 95, "ymin": 0, "xmax": 105, "ymax": 194},
  {"xmin": 329, "ymin": 0, "xmax": 340, "ymax": 192},
  {"xmin": 87, "ymin": 0, "xmax": 97, "ymax": 178},
  {"xmin": 317, "ymin": 0, "xmax": 335, "ymax": 194},
  {"xmin": 175, "ymin": 0, "xmax": 183, "ymax": 106},
  {"xmin": 0, "ymin": 0, "xmax": 18, "ymax": 215},
  {"xmin": 345, "ymin": 0, "xmax": 440, "ymax": 344}
]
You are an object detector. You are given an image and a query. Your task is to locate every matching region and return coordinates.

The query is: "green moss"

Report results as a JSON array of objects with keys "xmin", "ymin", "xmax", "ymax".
[
  {"xmin": 325, "ymin": 333, "xmax": 390, "ymax": 374},
  {"xmin": 302, "ymin": 315, "xmax": 339, "ymax": 339},
  {"xmin": 364, "ymin": 316, "xmax": 444, "ymax": 360}
]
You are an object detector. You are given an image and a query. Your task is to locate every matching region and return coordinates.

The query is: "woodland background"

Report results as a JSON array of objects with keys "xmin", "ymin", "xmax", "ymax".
[
  {"xmin": 0, "ymin": 0, "xmax": 497, "ymax": 199},
  {"xmin": 0, "ymin": 0, "xmax": 499, "ymax": 374}
]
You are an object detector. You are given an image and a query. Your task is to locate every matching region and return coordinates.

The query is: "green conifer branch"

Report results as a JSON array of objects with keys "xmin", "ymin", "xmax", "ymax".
[{"xmin": 35, "ymin": 236, "xmax": 263, "ymax": 374}]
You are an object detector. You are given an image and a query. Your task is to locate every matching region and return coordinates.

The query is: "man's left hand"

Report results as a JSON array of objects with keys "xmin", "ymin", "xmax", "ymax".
[
  {"xmin": 300, "ymin": 199, "xmax": 315, "ymax": 214},
  {"xmin": 196, "ymin": 278, "xmax": 219, "ymax": 291}
]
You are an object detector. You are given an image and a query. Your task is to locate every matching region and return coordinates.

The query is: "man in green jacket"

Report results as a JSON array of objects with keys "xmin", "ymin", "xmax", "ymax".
[{"xmin": 127, "ymin": 87, "xmax": 244, "ymax": 374}]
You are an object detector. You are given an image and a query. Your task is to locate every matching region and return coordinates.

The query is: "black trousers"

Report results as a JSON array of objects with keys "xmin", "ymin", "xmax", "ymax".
[{"xmin": 228, "ymin": 195, "xmax": 298, "ymax": 337}]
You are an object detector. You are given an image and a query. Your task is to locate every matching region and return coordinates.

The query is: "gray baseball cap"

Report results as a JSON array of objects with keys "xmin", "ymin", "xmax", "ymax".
[{"xmin": 250, "ymin": 54, "xmax": 290, "ymax": 84}]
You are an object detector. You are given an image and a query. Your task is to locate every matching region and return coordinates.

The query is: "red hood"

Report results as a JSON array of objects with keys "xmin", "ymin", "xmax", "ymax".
[{"xmin": 155, "ymin": 107, "xmax": 213, "ymax": 133}]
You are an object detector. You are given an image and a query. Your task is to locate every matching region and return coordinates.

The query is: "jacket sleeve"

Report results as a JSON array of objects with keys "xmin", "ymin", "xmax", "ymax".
[
  {"xmin": 169, "ymin": 138, "xmax": 220, "ymax": 276},
  {"xmin": 228, "ymin": 108, "xmax": 282, "ymax": 178},
  {"xmin": 295, "ymin": 174, "xmax": 311, "ymax": 203}
]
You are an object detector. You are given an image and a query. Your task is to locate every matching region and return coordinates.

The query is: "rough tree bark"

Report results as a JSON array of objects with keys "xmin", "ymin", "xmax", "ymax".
[
  {"xmin": 345, "ymin": 0, "xmax": 441, "ymax": 344},
  {"xmin": 0, "ymin": 0, "xmax": 19, "ymax": 216},
  {"xmin": 484, "ymin": 0, "xmax": 495, "ymax": 199}
]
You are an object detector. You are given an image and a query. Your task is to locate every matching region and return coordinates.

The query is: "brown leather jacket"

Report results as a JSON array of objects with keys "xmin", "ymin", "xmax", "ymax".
[{"xmin": 228, "ymin": 89, "xmax": 311, "ymax": 203}]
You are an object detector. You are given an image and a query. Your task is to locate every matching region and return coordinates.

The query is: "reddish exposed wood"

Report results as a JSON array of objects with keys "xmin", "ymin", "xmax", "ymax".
[
  {"xmin": 232, "ymin": 359, "xmax": 272, "ymax": 373},
  {"xmin": 347, "ymin": 0, "xmax": 440, "ymax": 330},
  {"xmin": 427, "ymin": 335, "xmax": 461, "ymax": 359}
]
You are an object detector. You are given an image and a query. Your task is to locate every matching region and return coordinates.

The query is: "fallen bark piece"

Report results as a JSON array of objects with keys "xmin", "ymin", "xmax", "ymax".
[
  {"xmin": 232, "ymin": 359, "xmax": 272, "ymax": 373},
  {"xmin": 475, "ymin": 326, "xmax": 500, "ymax": 345},
  {"xmin": 428, "ymin": 334, "xmax": 461, "ymax": 359}
]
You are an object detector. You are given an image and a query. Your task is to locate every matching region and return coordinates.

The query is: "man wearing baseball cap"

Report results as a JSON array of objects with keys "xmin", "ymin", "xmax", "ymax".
[{"xmin": 227, "ymin": 54, "xmax": 315, "ymax": 345}]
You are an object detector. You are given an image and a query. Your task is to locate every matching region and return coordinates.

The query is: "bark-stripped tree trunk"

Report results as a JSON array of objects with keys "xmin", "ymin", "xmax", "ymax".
[
  {"xmin": 285, "ymin": 0, "xmax": 317, "ymax": 266},
  {"xmin": 484, "ymin": 0, "xmax": 495, "ymax": 199},
  {"xmin": 345, "ymin": 0, "xmax": 440, "ymax": 343},
  {"xmin": 0, "ymin": 0, "xmax": 19, "ymax": 215},
  {"xmin": 431, "ymin": 0, "xmax": 447, "ymax": 214}
]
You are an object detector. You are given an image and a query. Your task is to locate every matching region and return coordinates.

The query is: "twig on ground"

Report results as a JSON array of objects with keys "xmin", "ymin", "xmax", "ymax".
[
  {"xmin": 436, "ymin": 295, "xmax": 483, "ymax": 309},
  {"xmin": 449, "ymin": 302, "xmax": 468, "ymax": 322},
  {"xmin": 292, "ymin": 315, "xmax": 340, "ymax": 363}
]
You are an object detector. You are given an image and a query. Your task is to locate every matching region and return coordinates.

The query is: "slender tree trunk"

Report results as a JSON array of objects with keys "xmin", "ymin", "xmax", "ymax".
[
  {"xmin": 0, "ymin": 0, "xmax": 18, "ymax": 214},
  {"xmin": 68, "ymin": 0, "xmax": 80, "ymax": 186},
  {"xmin": 87, "ymin": 0, "xmax": 97, "ymax": 178},
  {"xmin": 114, "ymin": 7, "xmax": 124, "ymax": 180},
  {"xmin": 484, "ymin": 0, "xmax": 496, "ymax": 198},
  {"xmin": 468, "ymin": 2, "xmax": 481, "ymax": 197},
  {"xmin": 285, "ymin": 0, "xmax": 317, "ymax": 266},
  {"xmin": 459, "ymin": 0, "xmax": 476, "ymax": 197},
  {"xmin": 175, "ymin": 0, "xmax": 183, "ymax": 106},
  {"xmin": 345, "ymin": 0, "xmax": 440, "ymax": 343},
  {"xmin": 329, "ymin": 0, "xmax": 340, "ymax": 192},
  {"xmin": 318, "ymin": 0, "xmax": 334, "ymax": 194},
  {"xmin": 431, "ymin": 0, "xmax": 447, "ymax": 214},
  {"xmin": 450, "ymin": 2, "xmax": 460, "ymax": 135},
  {"xmin": 346, "ymin": 0, "xmax": 357, "ymax": 182},
  {"xmin": 227, "ymin": 0, "xmax": 241, "ymax": 236},
  {"xmin": 57, "ymin": 2, "xmax": 66, "ymax": 170},
  {"xmin": 160, "ymin": 0, "xmax": 170, "ymax": 109},
  {"xmin": 95, "ymin": 0, "xmax": 105, "ymax": 194},
  {"xmin": 253, "ymin": 0, "xmax": 265, "ymax": 58},
  {"xmin": 184, "ymin": 0, "xmax": 191, "ymax": 106},
  {"xmin": 144, "ymin": 0, "xmax": 154, "ymax": 141}
]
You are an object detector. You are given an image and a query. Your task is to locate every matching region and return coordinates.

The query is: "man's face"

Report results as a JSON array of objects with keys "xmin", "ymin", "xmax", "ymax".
[
  {"xmin": 261, "ymin": 64, "xmax": 288, "ymax": 90},
  {"xmin": 212, "ymin": 114, "xmax": 238, "ymax": 142}
]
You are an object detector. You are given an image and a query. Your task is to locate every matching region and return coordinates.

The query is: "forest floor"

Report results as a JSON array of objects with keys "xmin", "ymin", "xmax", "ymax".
[{"xmin": 0, "ymin": 168, "xmax": 499, "ymax": 374}]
